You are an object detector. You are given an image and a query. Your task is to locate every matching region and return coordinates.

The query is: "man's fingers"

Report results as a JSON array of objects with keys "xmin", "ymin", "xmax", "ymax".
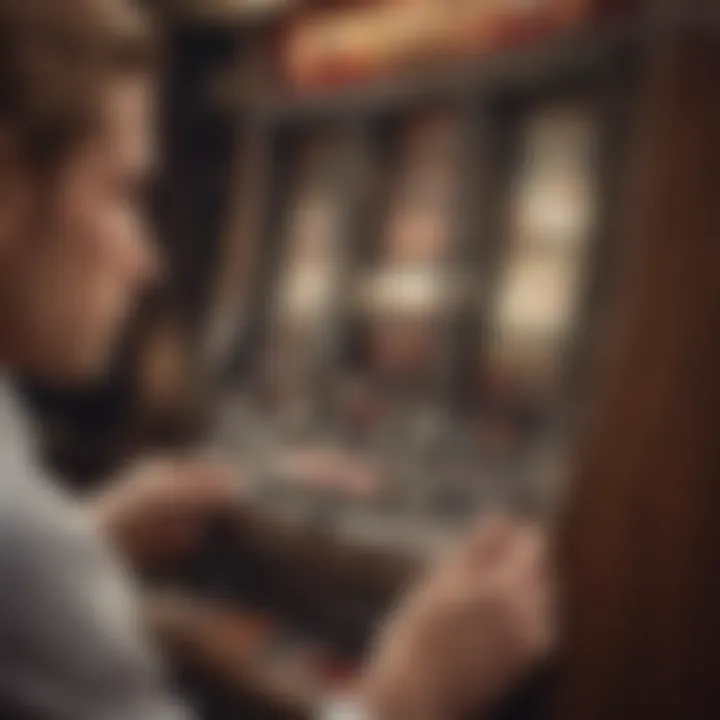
[
  {"xmin": 486, "ymin": 524, "xmax": 544, "ymax": 585},
  {"xmin": 449, "ymin": 523, "xmax": 548, "ymax": 610},
  {"xmin": 463, "ymin": 514, "xmax": 518, "ymax": 567},
  {"xmin": 168, "ymin": 460, "xmax": 240, "ymax": 508},
  {"xmin": 474, "ymin": 525, "xmax": 554, "ymax": 658}
]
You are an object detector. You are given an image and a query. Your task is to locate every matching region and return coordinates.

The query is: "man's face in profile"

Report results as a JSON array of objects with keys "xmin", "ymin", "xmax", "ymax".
[{"xmin": 0, "ymin": 74, "xmax": 160, "ymax": 383}]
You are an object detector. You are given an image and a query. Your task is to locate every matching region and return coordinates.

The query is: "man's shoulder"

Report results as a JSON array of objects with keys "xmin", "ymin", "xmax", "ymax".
[
  {"xmin": 0, "ymin": 456, "xmax": 96, "ymax": 574},
  {"xmin": 0, "ymin": 379, "xmax": 68, "ymax": 528}
]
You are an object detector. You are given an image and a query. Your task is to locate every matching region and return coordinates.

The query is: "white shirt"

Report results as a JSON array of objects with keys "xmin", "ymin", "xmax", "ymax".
[{"xmin": 0, "ymin": 379, "xmax": 190, "ymax": 719}]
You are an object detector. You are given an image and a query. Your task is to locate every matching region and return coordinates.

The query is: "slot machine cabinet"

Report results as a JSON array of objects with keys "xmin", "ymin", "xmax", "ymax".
[
  {"xmin": 552, "ymin": 21, "xmax": 720, "ymax": 720},
  {"xmin": 190, "ymin": 20, "xmax": 642, "ymax": 720}
]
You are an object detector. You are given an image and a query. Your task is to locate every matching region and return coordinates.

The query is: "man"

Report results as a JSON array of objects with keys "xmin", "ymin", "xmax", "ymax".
[{"xmin": 0, "ymin": 1, "xmax": 552, "ymax": 718}]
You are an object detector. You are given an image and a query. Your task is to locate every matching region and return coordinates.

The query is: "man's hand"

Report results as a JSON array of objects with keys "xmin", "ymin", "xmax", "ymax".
[
  {"xmin": 89, "ymin": 457, "xmax": 238, "ymax": 567},
  {"xmin": 89, "ymin": 446, "xmax": 378, "ymax": 569},
  {"xmin": 362, "ymin": 517, "xmax": 554, "ymax": 720}
]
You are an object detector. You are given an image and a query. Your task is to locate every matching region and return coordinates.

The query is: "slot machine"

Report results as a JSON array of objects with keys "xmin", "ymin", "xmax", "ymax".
[{"xmin": 191, "ymin": 19, "xmax": 637, "ymax": 718}]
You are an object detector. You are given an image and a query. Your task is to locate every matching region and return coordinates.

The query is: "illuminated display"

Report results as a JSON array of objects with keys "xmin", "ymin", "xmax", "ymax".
[
  {"xmin": 487, "ymin": 104, "xmax": 599, "ymax": 391},
  {"xmin": 359, "ymin": 113, "xmax": 460, "ymax": 384}
]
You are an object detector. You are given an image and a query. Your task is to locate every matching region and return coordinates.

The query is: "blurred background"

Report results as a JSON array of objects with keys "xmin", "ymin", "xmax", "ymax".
[{"xmin": 19, "ymin": 0, "xmax": 720, "ymax": 718}]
